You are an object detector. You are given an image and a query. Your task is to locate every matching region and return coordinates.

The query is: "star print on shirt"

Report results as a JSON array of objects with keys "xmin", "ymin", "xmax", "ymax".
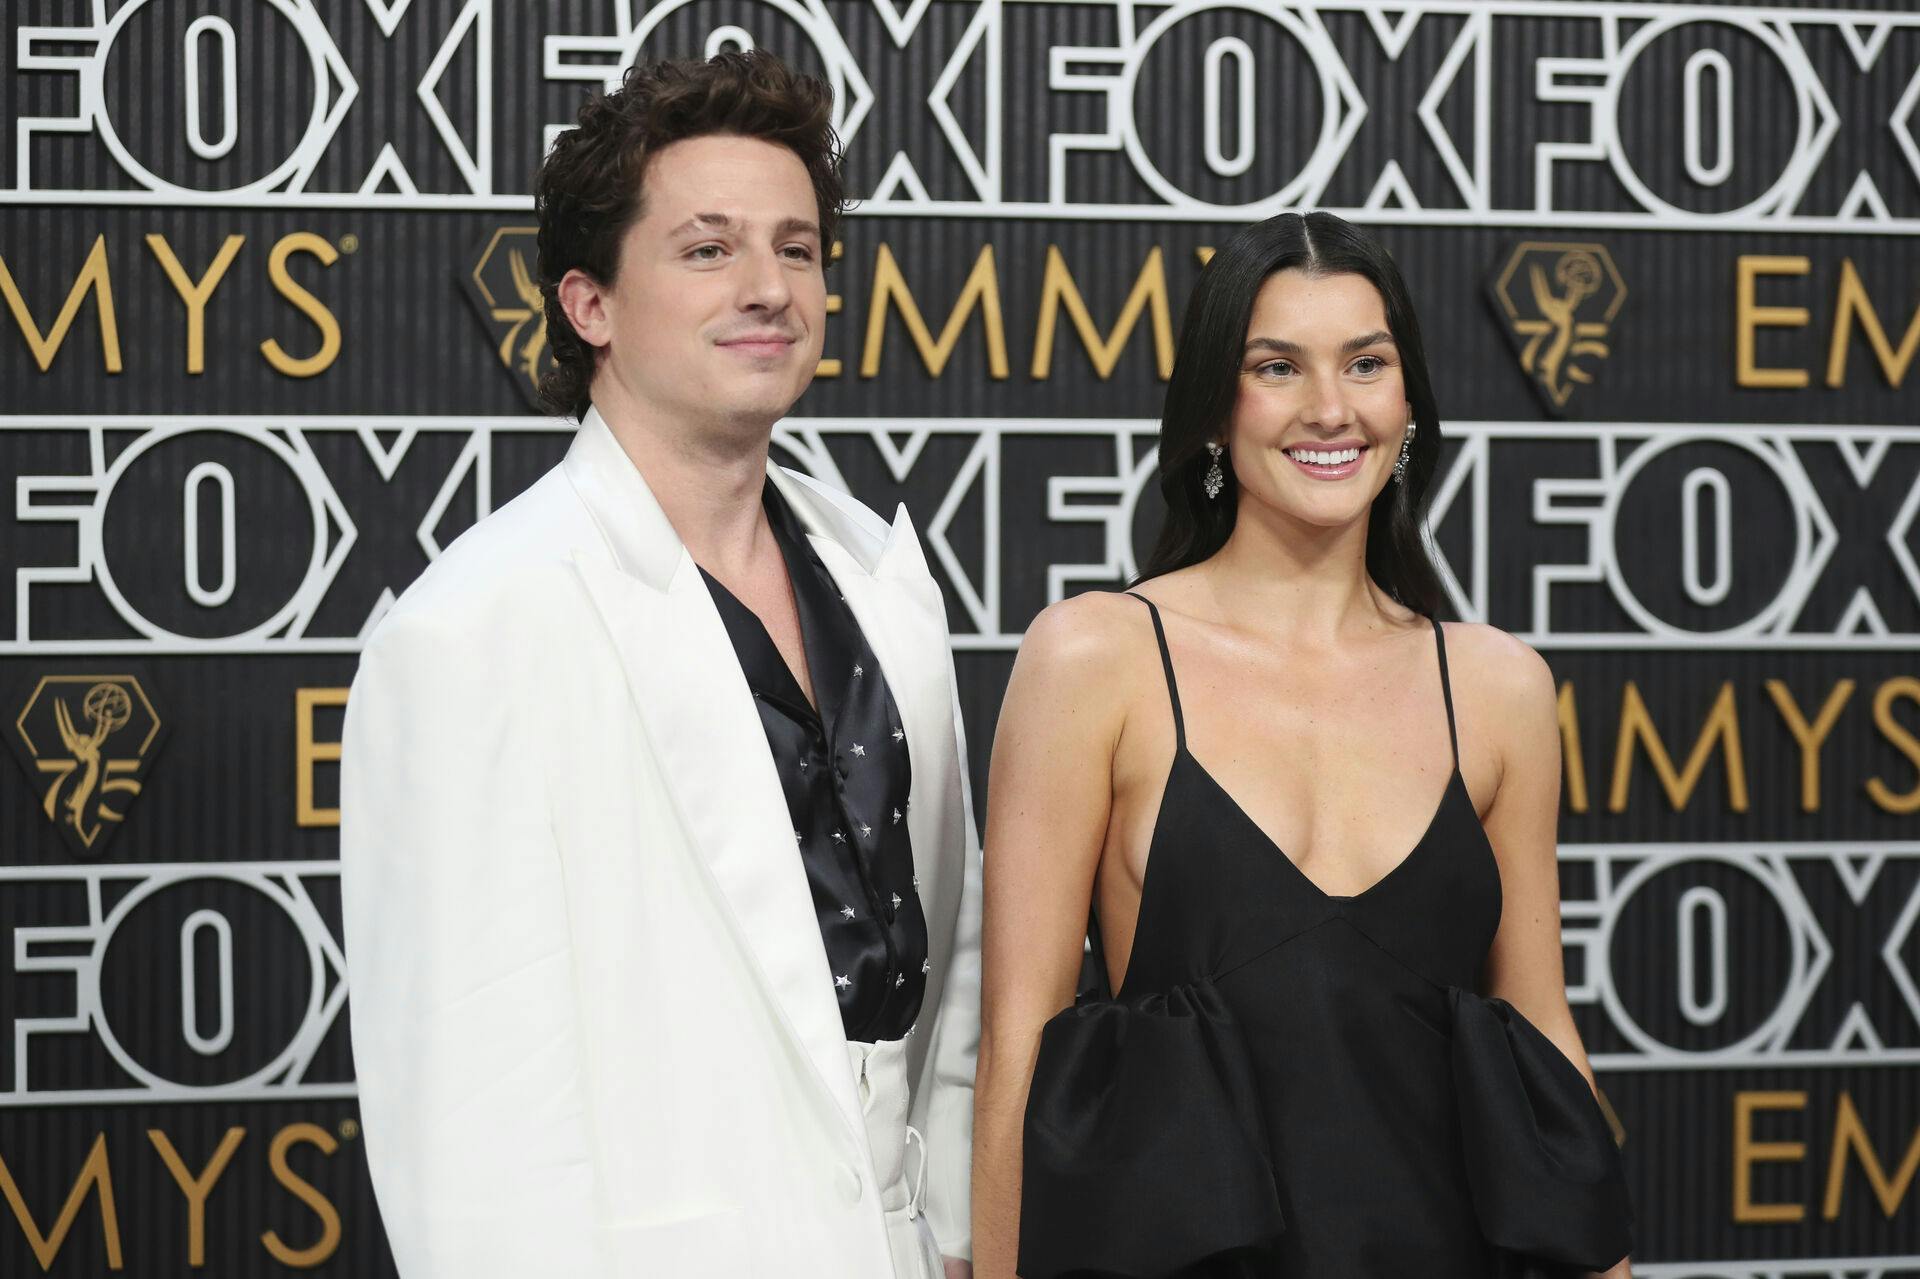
[
  {"xmin": 892, "ymin": 728, "xmax": 905, "ymax": 743},
  {"xmin": 894, "ymin": 973, "xmax": 906, "ymax": 988},
  {"xmin": 922, "ymin": 959, "xmax": 932, "ymax": 974},
  {"xmin": 851, "ymin": 743, "xmax": 867, "ymax": 757},
  {"xmin": 858, "ymin": 823, "xmax": 872, "ymax": 838},
  {"xmin": 835, "ymin": 974, "xmax": 852, "ymax": 989},
  {"xmin": 891, "ymin": 893, "xmax": 902, "ymax": 908},
  {"xmin": 853, "ymin": 664, "xmax": 864, "ymax": 678},
  {"xmin": 840, "ymin": 905, "xmax": 856, "ymax": 920},
  {"xmin": 892, "ymin": 808, "xmax": 902, "ymax": 825}
]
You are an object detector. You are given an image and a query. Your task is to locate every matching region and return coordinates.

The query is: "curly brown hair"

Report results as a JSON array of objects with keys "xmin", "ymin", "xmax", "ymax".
[{"xmin": 533, "ymin": 51, "xmax": 847, "ymax": 420}]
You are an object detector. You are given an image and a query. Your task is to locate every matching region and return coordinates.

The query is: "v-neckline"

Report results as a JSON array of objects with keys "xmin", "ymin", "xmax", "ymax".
[{"xmin": 1178, "ymin": 747, "xmax": 1463, "ymax": 904}]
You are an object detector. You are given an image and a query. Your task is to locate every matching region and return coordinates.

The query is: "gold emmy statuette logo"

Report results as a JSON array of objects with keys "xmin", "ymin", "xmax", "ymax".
[
  {"xmin": 462, "ymin": 225, "xmax": 557, "ymax": 412},
  {"xmin": 7, "ymin": 675, "xmax": 166, "ymax": 856},
  {"xmin": 1487, "ymin": 243, "xmax": 1627, "ymax": 413}
]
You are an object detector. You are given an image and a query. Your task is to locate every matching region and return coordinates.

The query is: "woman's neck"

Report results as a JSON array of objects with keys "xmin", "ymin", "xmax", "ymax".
[{"xmin": 1204, "ymin": 501, "xmax": 1399, "ymax": 642}]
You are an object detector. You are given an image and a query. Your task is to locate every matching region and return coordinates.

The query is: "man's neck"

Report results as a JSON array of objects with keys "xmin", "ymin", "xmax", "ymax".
[{"xmin": 593, "ymin": 393, "xmax": 777, "ymax": 579}]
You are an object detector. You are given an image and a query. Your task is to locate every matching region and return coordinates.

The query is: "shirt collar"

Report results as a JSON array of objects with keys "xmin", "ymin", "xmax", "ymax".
[{"xmin": 699, "ymin": 479, "xmax": 866, "ymax": 733}]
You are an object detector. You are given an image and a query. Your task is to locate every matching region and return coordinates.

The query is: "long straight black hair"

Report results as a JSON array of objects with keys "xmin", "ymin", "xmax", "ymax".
[{"xmin": 1136, "ymin": 212, "xmax": 1448, "ymax": 617}]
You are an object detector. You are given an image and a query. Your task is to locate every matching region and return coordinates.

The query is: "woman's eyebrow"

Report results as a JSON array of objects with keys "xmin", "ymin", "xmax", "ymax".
[
  {"xmin": 1341, "ymin": 329, "xmax": 1396, "ymax": 354},
  {"xmin": 1243, "ymin": 330, "xmax": 1396, "ymax": 356}
]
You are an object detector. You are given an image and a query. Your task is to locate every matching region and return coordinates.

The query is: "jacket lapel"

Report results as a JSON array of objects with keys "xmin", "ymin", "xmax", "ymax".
[{"xmin": 563, "ymin": 413, "xmax": 864, "ymax": 1147}]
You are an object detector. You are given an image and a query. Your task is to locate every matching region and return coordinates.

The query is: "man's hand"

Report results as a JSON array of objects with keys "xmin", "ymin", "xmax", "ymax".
[{"xmin": 943, "ymin": 1258, "xmax": 973, "ymax": 1279}]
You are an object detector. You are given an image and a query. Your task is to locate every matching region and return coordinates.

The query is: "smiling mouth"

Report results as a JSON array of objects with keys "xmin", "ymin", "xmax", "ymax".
[{"xmin": 1283, "ymin": 444, "xmax": 1369, "ymax": 477}]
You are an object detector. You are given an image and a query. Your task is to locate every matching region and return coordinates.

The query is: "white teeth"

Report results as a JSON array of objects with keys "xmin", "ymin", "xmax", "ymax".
[{"xmin": 1287, "ymin": 447, "xmax": 1361, "ymax": 465}]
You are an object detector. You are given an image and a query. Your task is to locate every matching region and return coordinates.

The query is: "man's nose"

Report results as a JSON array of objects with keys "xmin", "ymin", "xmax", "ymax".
[{"xmin": 737, "ymin": 246, "xmax": 793, "ymax": 312}]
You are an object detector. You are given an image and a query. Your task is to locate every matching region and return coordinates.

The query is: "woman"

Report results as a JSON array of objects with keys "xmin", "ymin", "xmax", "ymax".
[{"xmin": 971, "ymin": 212, "xmax": 1633, "ymax": 1279}]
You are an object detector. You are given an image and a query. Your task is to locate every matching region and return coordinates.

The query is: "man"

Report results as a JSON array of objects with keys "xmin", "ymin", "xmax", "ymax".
[{"xmin": 340, "ymin": 52, "xmax": 978, "ymax": 1278}]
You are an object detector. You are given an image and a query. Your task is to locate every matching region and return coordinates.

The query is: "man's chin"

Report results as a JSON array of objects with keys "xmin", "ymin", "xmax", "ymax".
[
  {"xmin": 668, "ymin": 369, "xmax": 814, "ymax": 437},
  {"xmin": 708, "ymin": 393, "xmax": 806, "ymax": 435}
]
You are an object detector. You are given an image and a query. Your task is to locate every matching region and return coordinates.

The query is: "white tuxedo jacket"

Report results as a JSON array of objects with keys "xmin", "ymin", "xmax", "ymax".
[{"xmin": 340, "ymin": 410, "xmax": 981, "ymax": 1277}]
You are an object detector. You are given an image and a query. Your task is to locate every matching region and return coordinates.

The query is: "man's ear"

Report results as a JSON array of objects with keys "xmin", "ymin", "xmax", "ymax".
[{"xmin": 557, "ymin": 268, "xmax": 612, "ymax": 351}]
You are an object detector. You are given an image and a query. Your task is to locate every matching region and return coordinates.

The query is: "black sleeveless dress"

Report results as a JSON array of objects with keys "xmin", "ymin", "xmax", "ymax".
[{"xmin": 1019, "ymin": 596, "xmax": 1632, "ymax": 1279}]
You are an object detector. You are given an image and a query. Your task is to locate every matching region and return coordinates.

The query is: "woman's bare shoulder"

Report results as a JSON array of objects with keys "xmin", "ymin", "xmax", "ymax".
[
  {"xmin": 1005, "ymin": 591, "xmax": 1165, "ymax": 733},
  {"xmin": 1438, "ymin": 620, "xmax": 1558, "ymax": 734},
  {"xmin": 1018, "ymin": 589, "xmax": 1160, "ymax": 670},
  {"xmin": 995, "ymin": 592, "xmax": 1165, "ymax": 778}
]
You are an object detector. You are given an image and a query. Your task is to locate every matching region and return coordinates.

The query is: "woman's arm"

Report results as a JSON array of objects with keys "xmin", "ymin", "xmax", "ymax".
[
  {"xmin": 1473, "ymin": 628, "xmax": 1632, "ymax": 1279},
  {"xmin": 971, "ymin": 596, "xmax": 1134, "ymax": 1279}
]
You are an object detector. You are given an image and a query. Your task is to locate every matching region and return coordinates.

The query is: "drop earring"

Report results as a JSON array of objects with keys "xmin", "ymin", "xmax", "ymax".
[
  {"xmin": 1203, "ymin": 443, "xmax": 1225, "ymax": 499},
  {"xmin": 1393, "ymin": 421, "xmax": 1416, "ymax": 484}
]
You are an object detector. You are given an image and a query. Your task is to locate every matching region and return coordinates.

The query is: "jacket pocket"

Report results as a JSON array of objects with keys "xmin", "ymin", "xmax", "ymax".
[{"xmin": 598, "ymin": 1205, "xmax": 749, "ymax": 1277}]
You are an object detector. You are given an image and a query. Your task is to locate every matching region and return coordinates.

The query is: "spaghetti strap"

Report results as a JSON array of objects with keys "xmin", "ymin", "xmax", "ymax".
[
  {"xmin": 1430, "ymin": 617, "xmax": 1460, "ymax": 767},
  {"xmin": 1124, "ymin": 591, "xmax": 1186, "ymax": 750}
]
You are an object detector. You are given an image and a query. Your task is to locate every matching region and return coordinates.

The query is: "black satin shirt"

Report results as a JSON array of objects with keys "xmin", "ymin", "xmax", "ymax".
[{"xmin": 698, "ymin": 481, "xmax": 929, "ymax": 1044}]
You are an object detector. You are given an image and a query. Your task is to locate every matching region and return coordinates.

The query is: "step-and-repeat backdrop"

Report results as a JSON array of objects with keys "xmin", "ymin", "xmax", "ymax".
[{"xmin": 3, "ymin": 0, "xmax": 1918, "ymax": 1274}]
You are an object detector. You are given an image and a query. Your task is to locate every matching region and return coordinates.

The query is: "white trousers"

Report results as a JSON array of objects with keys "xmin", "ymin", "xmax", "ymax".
[{"xmin": 846, "ymin": 1039, "xmax": 944, "ymax": 1279}]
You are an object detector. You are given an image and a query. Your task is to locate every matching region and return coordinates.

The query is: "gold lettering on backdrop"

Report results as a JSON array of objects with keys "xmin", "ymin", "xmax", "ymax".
[
  {"xmin": 1868, "ymin": 676, "xmax": 1920, "ymax": 815},
  {"xmin": 1526, "ymin": 678, "xmax": 1920, "ymax": 815},
  {"xmin": 1822, "ymin": 1092, "xmax": 1920, "ymax": 1220},
  {"xmin": 1763, "ymin": 679, "xmax": 1855, "ymax": 813},
  {"xmin": 1030, "ymin": 246, "xmax": 1174, "ymax": 380},
  {"xmin": 262, "ymin": 1123, "xmax": 342, "ymax": 1267},
  {"xmin": 1735, "ymin": 256, "xmax": 1811, "ymax": 388},
  {"xmin": 1826, "ymin": 258, "xmax": 1920, "ymax": 389},
  {"xmin": 148, "ymin": 1128, "xmax": 245, "ymax": 1268},
  {"xmin": 1608, "ymin": 681, "xmax": 1749, "ymax": 813},
  {"xmin": 466, "ymin": 232, "xmax": 1231, "ymax": 386},
  {"xmin": 0, "ymin": 1132, "xmax": 125, "ymax": 1270},
  {"xmin": 1557, "ymin": 680, "xmax": 1589, "ymax": 814},
  {"xmin": 0, "ymin": 235, "xmax": 123, "ymax": 373},
  {"xmin": 261, "ymin": 232, "xmax": 342, "ymax": 378},
  {"xmin": 296, "ymin": 687, "xmax": 349, "ymax": 828},
  {"xmin": 146, "ymin": 233, "xmax": 245, "ymax": 375},
  {"xmin": 860, "ymin": 243, "xmax": 1009, "ymax": 379},
  {"xmin": 817, "ymin": 240, "xmax": 844, "ymax": 378},
  {"xmin": 1732, "ymin": 1091, "xmax": 1808, "ymax": 1224}
]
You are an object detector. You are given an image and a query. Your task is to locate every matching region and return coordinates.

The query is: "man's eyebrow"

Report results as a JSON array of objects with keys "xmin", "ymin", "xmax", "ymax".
[
  {"xmin": 667, "ymin": 213, "xmax": 821, "ymax": 241},
  {"xmin": 1242, "ymin": 330, "xmax": 1396, "ymax": 357},
  {"xmin": 668, "ymin": 212, "xmax": 738, "ymax": 236}
]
